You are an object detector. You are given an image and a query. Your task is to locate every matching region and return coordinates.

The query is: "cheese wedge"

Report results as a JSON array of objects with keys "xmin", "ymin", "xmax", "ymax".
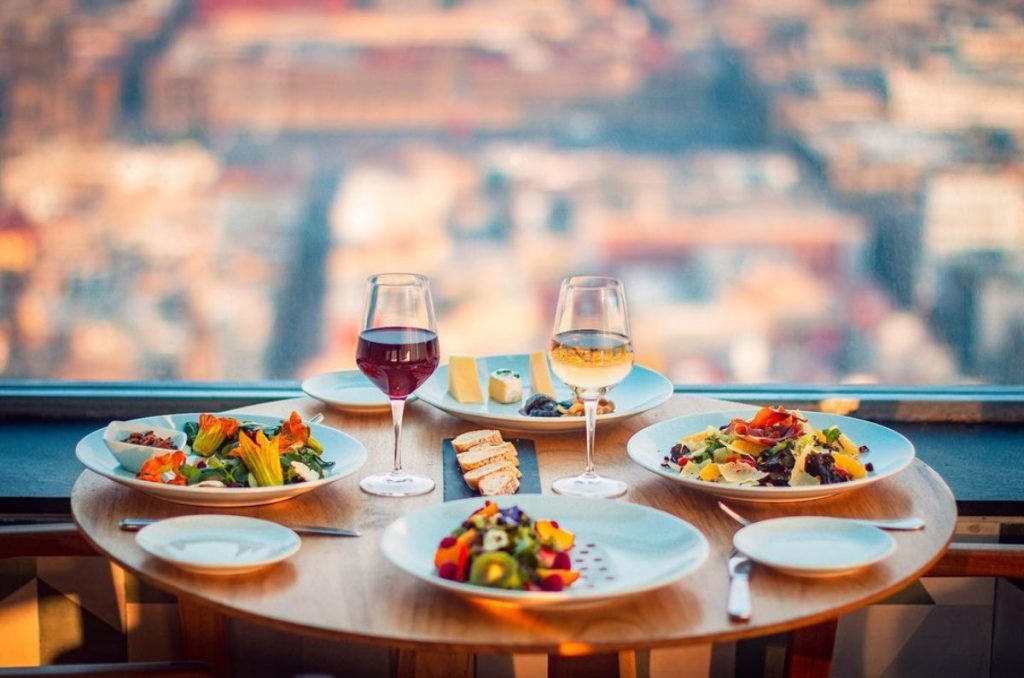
[
  {"xmin": 529, "ymin": 351, "xmax": 556, "ymax": 397},
  {"xmin": 488, "ymin": 369, "xmax": 523, "ymax": 403},
  {"xmin": 448, "ymin": 355, "xmax": 484, "ymax": 404}
]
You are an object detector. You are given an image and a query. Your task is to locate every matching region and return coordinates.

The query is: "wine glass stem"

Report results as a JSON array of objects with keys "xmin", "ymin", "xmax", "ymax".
[
  {"xmin": 583, "ymin": 396, "xmax": 598, "ymax": 475},
  {"xmin": 390, "ymin": 397, "xmax": 406, "ymax": 474}
]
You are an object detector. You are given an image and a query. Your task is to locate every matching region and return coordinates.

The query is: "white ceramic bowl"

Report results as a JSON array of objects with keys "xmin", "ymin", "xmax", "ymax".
[{"xmin": 102, "ymin": 421, "xmax": 188, "ymax": 473}]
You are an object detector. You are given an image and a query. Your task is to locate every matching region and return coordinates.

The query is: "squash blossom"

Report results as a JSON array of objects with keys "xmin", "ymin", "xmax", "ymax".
[
  {"xmin": 193, "ymin": 413, "xmax": 240, "ymax": 456},
  {"xmin": 235, "ymin": 429, "xmax": 284, "ymax": 487},
  {"xmin": 278, "ymin": 410, "xmax": 322, "ymax": 454},
  {"xmin": 138, "ymin": 451, "xmax": 188, "ymax": 485}
]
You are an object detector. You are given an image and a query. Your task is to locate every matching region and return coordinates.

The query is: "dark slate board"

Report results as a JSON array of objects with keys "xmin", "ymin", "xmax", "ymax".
[{"xmin": 442, "ymin": 438, "xmax": 540, "ymax": 501}]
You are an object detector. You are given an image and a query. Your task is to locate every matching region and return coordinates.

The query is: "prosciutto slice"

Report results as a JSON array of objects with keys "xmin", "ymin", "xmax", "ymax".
[{"xmin": 726, "ymin": 406, "xmax": 805, "ymax": 445}]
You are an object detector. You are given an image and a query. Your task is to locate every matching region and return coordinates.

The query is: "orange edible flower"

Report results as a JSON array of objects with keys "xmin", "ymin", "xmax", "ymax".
[
  {"xmin": 137, "ymin": 451, "xmax": 187, "ymax": 485},
  {"xmin": 192, "ymin": 413, "xmax": 240, "ymax": 456},
  {"xmin": 235, "ymin": 429, "xmax": 285, "ymax": 487},
  {"xmin": 277, "ymin": 411, "xmax": 322, "ymax": 454}
]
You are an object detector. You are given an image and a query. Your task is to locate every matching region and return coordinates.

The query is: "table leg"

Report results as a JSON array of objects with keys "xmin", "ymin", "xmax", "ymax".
[
  {"xmin": 784, "ymin": 619, "xmax": 839, "ymax": 678},
  {"xmin": 177, "ymin": 597, "xmax": 231, "ymax": 678},
  {"xmin": 395, "ymin": 649, "xmax": 474, "ymax": 678},
  {"xmin": 549, "ymin": 651, "xmax": 633, "ymax": 678}
]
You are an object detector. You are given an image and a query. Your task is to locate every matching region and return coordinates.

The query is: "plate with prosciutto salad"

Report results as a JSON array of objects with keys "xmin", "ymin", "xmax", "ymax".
[
  {"xmin": 76, "ymin": 411, "xmax": 366, "ymax": 507},
  {"xmin": 626, "ymin": 407, "xmax": 915, "ymax": 502}
]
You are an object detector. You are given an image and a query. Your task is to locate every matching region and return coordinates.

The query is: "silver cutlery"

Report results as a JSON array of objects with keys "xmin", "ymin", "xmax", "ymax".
[
  {"xmin": 717, "ymin": 502, "xmax": 925, "ymax": 531},
  {"xmin": 308, "ymin": 413, "xmax": 325, "ymax": 425},
  {"xmin": 727, "ymin": 549, "xmax": 752, "ymax": 622},
  {"xmin": 119, "ymin": 518, "xmax": 360, "ymax": 538}
]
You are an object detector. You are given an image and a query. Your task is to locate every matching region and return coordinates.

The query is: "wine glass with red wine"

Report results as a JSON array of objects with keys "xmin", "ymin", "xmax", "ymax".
[{"xmin": 355, "ymin": 273, "xmax": 440, "ymax": 496}]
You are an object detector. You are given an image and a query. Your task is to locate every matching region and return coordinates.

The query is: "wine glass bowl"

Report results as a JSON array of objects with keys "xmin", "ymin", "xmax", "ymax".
[
  {"xmin": 355, "ymin": 273, "xmax": 438, "ymax": 497},
  {"xmin": 548, "ymin": 275, "xmax": 634, "ymax": 498}
]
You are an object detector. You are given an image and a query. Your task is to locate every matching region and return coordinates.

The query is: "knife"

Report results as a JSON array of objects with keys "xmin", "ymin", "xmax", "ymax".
[
  {"xmin": 119, "ymin": 518, "xmax": 361, "ymax": 538},
  {"xmin": 727, "ymin": 549, "xmax": 752, "ymax": 622}
]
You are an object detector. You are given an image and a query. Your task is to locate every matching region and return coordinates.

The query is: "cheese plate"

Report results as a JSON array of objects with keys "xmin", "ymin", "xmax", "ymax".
[{"xmin": 416, "ymin": 353, "xmax": 674, "ymax": 433}]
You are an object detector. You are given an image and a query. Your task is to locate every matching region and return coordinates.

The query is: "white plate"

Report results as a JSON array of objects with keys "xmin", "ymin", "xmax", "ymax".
[
  {"xmin": 302, "ymin": 370, "xmax": 415, "ymax": 413},
  {"xmin": 733, "ymin": 517, "xmax": 896, "ymax": 577},
  {"xmin": 626, "ymin": 409, "xmax": 915, "ymax": 503},
  {"xmin": 416, "ymin": 354, "xmax": 674, "ymax": 433},
  {"xmin": 136, "ymin": 515, "xmax": 301, "ymax": 575},
  {"xmin": 76, "ymin": 413, "xmax": 367, "ymax": 507},
  {"xmin": 380, "ymin": 494, "xmax": 709, "ymax": 607}
]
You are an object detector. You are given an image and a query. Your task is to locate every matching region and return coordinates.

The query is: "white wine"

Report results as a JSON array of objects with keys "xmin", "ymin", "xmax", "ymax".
[{"xmin": 549, "ymin": 330, "xmax": 634, "ymax": 398}]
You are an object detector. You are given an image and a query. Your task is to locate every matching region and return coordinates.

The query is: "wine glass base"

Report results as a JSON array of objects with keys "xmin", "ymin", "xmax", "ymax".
[
  {"xmin": 360, "ymin": 472, "xmax": 435, "ymax": 497},
  {"xmin": 551, "ymin": 473, "xmax": 627, "ymax": 499}
]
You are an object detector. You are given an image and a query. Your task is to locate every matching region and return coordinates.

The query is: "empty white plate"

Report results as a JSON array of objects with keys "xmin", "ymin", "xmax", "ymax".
[
  {"xmin": 302, "ymin": 370, "xmax": 414, "ymax": 413},
  {"xmin": 135, "ymin": 515, "xmax": 301, "ymax": 575},
  {"xmin": 733, "ymin": 517, "xmax": 896, "ymax": 577}
]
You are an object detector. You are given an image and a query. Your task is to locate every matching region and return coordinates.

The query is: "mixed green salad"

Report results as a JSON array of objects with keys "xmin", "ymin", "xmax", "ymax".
[
  {"xmin": 662, "ymin": 406, "xmax": 871, "ymax": 487},
  {"xmin": 134, "ymin": 412, "xmax": 334, "ymax": 488}
]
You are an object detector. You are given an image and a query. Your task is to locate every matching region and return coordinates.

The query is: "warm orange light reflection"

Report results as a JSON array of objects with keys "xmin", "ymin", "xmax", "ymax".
[
  {"xmin": 464, "ymin": 596, "xmax": 564, "ymax": 637},
  {"xmin": 557, "ymin": 641, "xmax": 596, "ymax": 656}
]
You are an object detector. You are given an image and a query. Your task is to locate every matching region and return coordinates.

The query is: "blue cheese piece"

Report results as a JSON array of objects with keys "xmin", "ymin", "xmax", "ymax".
[{"xmin": 488, "ymin": 369, "xmax": 523, "ymax": 404}]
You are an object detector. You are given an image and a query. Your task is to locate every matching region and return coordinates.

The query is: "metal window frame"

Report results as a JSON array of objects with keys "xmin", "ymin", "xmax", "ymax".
[{"xmin": 1, "ymin": 381, "xmax": 1022, "ymax": 423}]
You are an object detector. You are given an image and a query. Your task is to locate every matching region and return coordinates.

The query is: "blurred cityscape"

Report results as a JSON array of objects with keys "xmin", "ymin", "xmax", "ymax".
[{"xmin": 0, "ymin": 0, "xmax": 1022, "ymax": 385}]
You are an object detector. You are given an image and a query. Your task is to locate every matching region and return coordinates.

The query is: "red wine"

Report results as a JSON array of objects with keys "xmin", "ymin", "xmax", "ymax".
[{"xmin": 356, "ymin": 327, "xmax": 440, "ymax": 399}]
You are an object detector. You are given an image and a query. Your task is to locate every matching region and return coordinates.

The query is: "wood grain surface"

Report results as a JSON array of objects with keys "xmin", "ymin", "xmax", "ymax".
[{"xmin": 71, "ymin": 395, "xmax": 957, "ymax": 654}]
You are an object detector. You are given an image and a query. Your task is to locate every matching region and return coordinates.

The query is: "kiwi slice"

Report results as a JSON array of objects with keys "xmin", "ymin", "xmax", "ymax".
[{"xmin": 469, "ymin": 552, "xmax": 522, "ymax": 589}]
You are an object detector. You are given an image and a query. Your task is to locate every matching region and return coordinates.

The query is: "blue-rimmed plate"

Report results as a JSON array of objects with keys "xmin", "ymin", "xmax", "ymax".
[
  {"xmin": 416, "ymin": 354, "xmax": 674, "ymax": 433},
  {"xmin": 76, "ymin": 413, "xmax": 367, "ymax": 507},
  {"xmin": 627, "ymin": 409, "xmax": 915, "ymax": 503},
  {"xmin": 380, "ymin": 494, "xmax": 709, "ymax": 607},
  {"xmin": 734, "ymin": 517, "xmax": 896, "ymax": 577},
  {"xmin": 136, "ymin": 515, "xmax": 301, "ymax": 575},
  {"xmin": 302, "ymin": 369, "xmax": 415, "ymax": 414}
]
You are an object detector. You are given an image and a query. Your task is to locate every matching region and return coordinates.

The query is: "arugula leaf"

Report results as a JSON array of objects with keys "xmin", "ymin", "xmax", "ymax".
[{"xmin": 823, "ymin": 426, "xmax": 843, "ymax": 445}]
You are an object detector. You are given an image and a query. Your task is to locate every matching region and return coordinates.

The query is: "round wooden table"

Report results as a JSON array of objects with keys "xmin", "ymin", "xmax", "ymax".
[{"xmin": 71, "ymin": 395, "xmax": 956, "ymax": 677}]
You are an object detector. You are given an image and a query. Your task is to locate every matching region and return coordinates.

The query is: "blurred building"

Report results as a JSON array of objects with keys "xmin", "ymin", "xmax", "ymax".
[
  {"xmin": 1, "ymin": 0, "xmax": 1021, "ymax": 385},
  {"xmin": 146, "ymin": 1, "xmax": 644, "ymax": 136}
]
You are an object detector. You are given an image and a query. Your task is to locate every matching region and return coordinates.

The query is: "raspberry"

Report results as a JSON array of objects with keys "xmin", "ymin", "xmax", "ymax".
[
  {"xmin": 438, "ymin": 563, "xmax": 458, "ymax": 580},
  {"xmin": 550, "ymin": 520, "xmax": 559, "ymax": 529},
  {"xmin": 552, "ymin": 552, "xmax": 571, "ymax": 570},
  {"xmin": 439, "ymin": 536, "xmax": 457, "ymax": 548},
  {"xmin": 540, "ymin": 575, "xmax": 564, "ymax": 592}
]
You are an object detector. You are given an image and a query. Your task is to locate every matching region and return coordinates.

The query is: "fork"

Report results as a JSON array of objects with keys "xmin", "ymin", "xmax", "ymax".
[{"xmin": 718, "ymin": 502, "xmax": 926, "ymax": 531}]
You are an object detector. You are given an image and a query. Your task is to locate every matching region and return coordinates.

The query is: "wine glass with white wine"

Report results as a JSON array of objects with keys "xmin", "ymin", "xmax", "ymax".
[{"xmin": 548, "ymin": 275, "xmax": 634, "ymax": 498}]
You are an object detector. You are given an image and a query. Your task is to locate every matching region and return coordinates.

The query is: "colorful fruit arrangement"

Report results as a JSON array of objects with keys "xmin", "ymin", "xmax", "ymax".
[{"xmin": 434, "ymin": 502, "xmax": 581, "ymax": 592}]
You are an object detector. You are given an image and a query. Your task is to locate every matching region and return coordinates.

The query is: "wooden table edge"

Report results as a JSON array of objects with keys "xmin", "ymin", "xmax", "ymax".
[{"xmin": 70, "ymin": 460, "xmax": 958, "ymax": 656}]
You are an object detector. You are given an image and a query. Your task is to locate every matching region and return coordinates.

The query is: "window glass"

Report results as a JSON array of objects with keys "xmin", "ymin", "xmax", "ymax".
[{"xmin": 0, "ymin": 0, "xmax": 1021, "ymax": 385}]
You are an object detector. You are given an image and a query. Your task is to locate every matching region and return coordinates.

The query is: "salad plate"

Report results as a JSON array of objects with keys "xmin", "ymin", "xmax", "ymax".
[
  {"xmin": 136, "ymin": 515, "xmax": 301, "ymax": 575},
  {"xmin": 416, "ymin": 354, "xmax": 674, "ymax": 433},
  {"xmin": 76, "ymin": 413, "xmax": 367, "ymax": 507},
  {"xmin": 627, "ymin": 409, "xmax": 915, "ymax": 503},
  {"xmin": 302, "ymin": 369, "xmax": 415, "ymax": 413},
  {"xmin": 380, "ymin": 494, "xmax": 709, "ymax": 607},
  {"xmin": 733, "ymin": 517, "xmax": 896, "ymax": 577}
]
